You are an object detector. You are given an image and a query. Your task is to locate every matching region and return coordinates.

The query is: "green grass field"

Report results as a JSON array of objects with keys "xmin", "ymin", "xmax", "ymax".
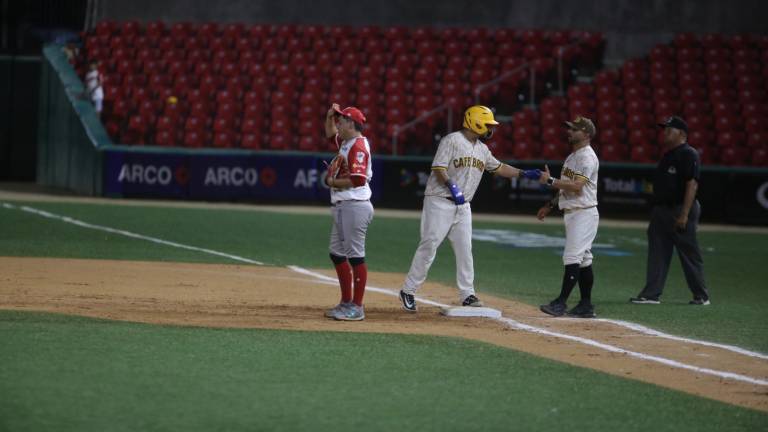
[
  {"xmin": 1, "ymin": 311, "xmax": 765, "ymax": 432},
  {"xmin": 1, "ymin": 199, "xmax": 767, "ymax": 431}
]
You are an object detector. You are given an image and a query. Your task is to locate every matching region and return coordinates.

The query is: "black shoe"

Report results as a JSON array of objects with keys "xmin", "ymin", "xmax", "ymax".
[
  {"xmin": 689, "ymin": 297, "xmax": 711, "ymax": 306},
  {"xmin": 462, "ymin": 295, "xmax": 484, "ymax": 307},
  {"xmin": 629, "ymin": 296, "xmax": 660, "ymax": 304},
  {"xmin": 566, "ymin": 301, "xmax": 596, "ymax": 318},
  {"xmin": 399, "ymin": 290, "xmax": 417, "ymax": 312},
  {"xmin": 540, "ymin": 300, "xmax": 567, "ymax": 317}
]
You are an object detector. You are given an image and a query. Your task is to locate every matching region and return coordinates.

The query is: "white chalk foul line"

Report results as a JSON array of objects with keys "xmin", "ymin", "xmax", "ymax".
[
  {"xmin": 496, "ymin": 317, "xmax": 768, "ymax": 386},
  {"xmin": 590, "ymin": 318, "xmax": 768, "ymax": 361},
  {"xmin": 4, "ymin": 203, "xmax": 262, "ymax": 265},
  {"xmin": 5, "ymin": 202, "xmax": 767, "ymax": 386},
  {"xmin": 288, "ymin": 265, "xmax": 768, "ymax": 387}
]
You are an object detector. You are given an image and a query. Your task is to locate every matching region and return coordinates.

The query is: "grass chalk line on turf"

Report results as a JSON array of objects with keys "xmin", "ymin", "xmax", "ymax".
[
  {"xmin": 4, "ymin": 202, "xmax": 767, "ymax": 386},
  {"xmin": 9, "ymin": 203, "xmax": 263, "ymax": 265}
]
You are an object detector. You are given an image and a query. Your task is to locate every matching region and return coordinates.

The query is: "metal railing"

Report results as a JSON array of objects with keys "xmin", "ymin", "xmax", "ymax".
[
  {"xmin": 390, "ymin": 102, "xmax": 453, "ymax": 155},
  {"xmin": 554, "ymin": 40, "xmax": 584, "ymax": 95},
  {"xmin": 473, "ymin": 62, "xmax": 531, "ymax": 106},
  {"xmin": 389, "ymin": 39, "xmax": 586, "ymax": 155}
]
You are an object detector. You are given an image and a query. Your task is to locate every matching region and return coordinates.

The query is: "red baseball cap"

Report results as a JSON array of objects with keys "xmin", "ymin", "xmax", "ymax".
[{"xmin": 334, "ymin": 106, "xmax": 366, "ymax": 124}]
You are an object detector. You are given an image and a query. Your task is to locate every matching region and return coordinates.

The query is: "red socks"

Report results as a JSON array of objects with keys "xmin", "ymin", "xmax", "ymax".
[
  {"xmin": 352, "ymin": 262, "xmax": 367, "ymax": 306},
  {"xmin": 332, "ymin": 255, "xmax": 367, "ymax": 307},
  {"xmin": 333, "ymin": 261, "xmax": 353, "ymax": 303}
]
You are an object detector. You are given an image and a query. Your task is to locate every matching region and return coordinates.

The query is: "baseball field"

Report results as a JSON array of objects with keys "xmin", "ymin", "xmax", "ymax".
[{"xmin": 1, "ymin": 189, "xmax": 767, "ymax": 431}]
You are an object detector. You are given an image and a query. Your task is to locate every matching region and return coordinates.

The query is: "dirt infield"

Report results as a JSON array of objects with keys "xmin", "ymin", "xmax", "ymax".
[{"xmin": 1, "ymin": 257, "xmax": 766, "ymax": 411}]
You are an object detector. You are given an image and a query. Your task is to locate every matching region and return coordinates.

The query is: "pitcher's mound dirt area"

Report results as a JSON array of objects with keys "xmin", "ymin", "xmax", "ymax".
[{"xmin": 1, "ymin": 257, "xmax": 766, "ymax": 411}]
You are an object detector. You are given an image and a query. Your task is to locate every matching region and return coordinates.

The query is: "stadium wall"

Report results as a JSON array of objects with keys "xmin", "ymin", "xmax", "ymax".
[
  {"xmin": 37, "ymin": 45, "xmax": 107, "ymax": 195},
  {"xmin": 99, "ymin": 0, "xmax": 768, "ymax": 62}
]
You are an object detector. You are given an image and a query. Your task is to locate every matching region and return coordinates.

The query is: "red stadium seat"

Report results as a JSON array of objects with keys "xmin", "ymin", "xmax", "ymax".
[
  {"xmin": 751, "ymin": 148, "xmax": 768, "ymax": 166},
  {"xmin": 541, "ymin": 142, "xmax": 568, "ymax": 160},
  {"xmin": 719, "ymin": 146, "xmax": 748, "ymax": 165},
  {"xmin": 213, "ymin": 131, "xmax": 239, "ymax": 148},
  {"xmin": 599, "ymin": 143, "xmax": 626, "ymax": 161},
  {"xmin": 512, "ymin": 140, "xmax": 539, "ymax": 160},
  {"xmin": 183, "ymin": 130, "xmax": 205, "ymax": 148},
  {"xmin": 240, "ymin": 133, "xmax": 262, "ymax": 149},
  {"xmin": 629, "ymin": 144, "xmax": 654, "ymax": 163},
  {"xmin": 628, "ymin": 128, "xmax": 654, "ymax": 146},
  {"xmin": 125, "ymin": 115, "xmax": 149, "ymax": 145},
  {"xmin": 154, "ymin": 130, "xmax": 178, "ymax": 147}
]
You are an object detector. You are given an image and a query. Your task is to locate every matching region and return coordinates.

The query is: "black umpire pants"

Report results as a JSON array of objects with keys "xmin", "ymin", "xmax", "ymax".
[{"xmin": 640, "ymin": 201, "xmax": 709, "ymax": 300}]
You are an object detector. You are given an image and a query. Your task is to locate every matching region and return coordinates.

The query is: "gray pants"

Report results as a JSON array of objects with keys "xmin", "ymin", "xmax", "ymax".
[
  {"xmin": 329, "ymin": 200, "xmax": 374, "ymax": 258},
  {"xmin": 640, "ymin": 201, "xmax": 708, "ymax": 300}
]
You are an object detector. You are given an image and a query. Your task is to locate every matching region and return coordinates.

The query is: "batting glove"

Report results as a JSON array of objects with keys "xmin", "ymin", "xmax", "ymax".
[
  {"xmin": 447, "ymin": 181, "xmax": 465, "ymax": 205},
  {"xmin": 521, "ymin": 169, "xmax": 543, "ymax": 180}
]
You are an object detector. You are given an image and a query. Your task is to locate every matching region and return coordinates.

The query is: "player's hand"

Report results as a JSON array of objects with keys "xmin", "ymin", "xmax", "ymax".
[
  {"xmin": 537, "ymin": 205, "xmax": 551, "ymax": 221},
  {"xmin": 327, "ymin": 103, "xmax": 340, "ymax": 119},
  {"xmin": 447, "ymin": 182, "xmax": 465, "ymax": 205},
  {"xmin": 520, "ymin": 169, "xmax": 542, "ymax": 180},
  {"xmin": 674, "ymin": 214, "xmax": 688, "ymax": 232},
  {"xmin": 539, "ymin": 165, "xmax": 551, "ymax": 184}
]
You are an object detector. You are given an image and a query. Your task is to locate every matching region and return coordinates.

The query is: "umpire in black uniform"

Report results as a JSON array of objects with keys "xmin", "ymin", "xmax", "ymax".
[{"xmin": 631, "ymin": 116, "xmax": 710, "ymax": 305}]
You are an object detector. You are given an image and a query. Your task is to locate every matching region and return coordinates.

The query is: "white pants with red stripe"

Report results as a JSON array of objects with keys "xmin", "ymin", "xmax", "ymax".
[{"xmin": 401, "ymin": 195, "xmax": 475, "ymax": 303}]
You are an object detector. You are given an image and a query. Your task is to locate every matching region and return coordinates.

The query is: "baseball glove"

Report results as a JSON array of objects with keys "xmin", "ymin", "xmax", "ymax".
[{"xmin": 325, "ymin": 155, "xmax": 349, "ymax": 185}]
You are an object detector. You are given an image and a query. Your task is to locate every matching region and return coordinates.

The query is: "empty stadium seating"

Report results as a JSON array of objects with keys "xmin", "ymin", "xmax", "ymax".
[
  {"xmin": 501, "ymin": 33, "xmax": 768, "ymax": 166},
  {"xmin": 77, "ymin": 21, "xmax": 765, "ymax": 166},
  {"xmin": 77, "ymin": 21, "xmax": 603, "ymax": 154}
]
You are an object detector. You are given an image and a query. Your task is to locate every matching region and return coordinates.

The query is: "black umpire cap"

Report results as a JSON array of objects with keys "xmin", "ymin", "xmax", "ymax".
[{"xmin": 657, "ymin": 116, "xmax": 688, "ymax": 133}]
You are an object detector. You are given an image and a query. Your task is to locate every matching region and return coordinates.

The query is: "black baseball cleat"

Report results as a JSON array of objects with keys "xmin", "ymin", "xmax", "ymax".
[
  {"xmin": 689, "ymin": 297, "xmax": 711, "ymax": 306},
  {"xmin": 566, "ymin": 301, "xmax": 596, "ymax": 318},
  {"xmin": 462, "ymin": 295, "xmax": 484, "ymax": 307},
  {"xmin": 540, "ymin": 300, "xmax": 567, "ymax": 317},
  {"xmin": 629, "ymin": 296, "xmax": 661, "ymax": 304},
  {"xmin": 399, "ymin": 290, "xmax": 417, "ymax": 312}
]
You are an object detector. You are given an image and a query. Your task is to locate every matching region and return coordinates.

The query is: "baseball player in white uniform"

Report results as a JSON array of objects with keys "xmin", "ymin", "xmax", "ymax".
[
  {"xmin": 399, "ymin": 105, "xmax": 542, "ymax": 312},
  {"xmin": 536, "ymin": 116, "xmax": 600, "ymax": 318},
  {"xmin": 323, "ymin": 103, "xmax": 374, "ymax": 321}
]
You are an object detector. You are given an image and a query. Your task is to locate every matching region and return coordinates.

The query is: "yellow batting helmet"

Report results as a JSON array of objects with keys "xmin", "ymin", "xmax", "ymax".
[{"xmin": 463, "ymin": 105, "xmax": 499, "ymax": 136}]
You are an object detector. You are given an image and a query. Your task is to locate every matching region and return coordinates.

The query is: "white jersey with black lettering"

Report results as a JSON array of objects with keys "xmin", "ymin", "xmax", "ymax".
[
  {"xmin": 558, "ymin": 145, "xmax": 599, "ymax": 210},
  {"xmin": 401, "ymin": 130, "xmax": 504, "ymax": 304},
  {"xmin": 424, "ymin": 131, "xmax": 502, "ymax": 202}
]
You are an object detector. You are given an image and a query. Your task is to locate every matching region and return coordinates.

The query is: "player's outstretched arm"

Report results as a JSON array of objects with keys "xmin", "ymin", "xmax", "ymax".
[
  {"xmin": 493, "ymin": 164, "xmax": 521, "ymax": 178},
  {"xmin": 494, "ymin": 164, "xmax": 543, "ymax": 180}
]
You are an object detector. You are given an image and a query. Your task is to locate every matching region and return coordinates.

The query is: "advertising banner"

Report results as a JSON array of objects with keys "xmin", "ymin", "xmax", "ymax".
[
  {"xmin": 103, "ymin": 150, "xmax": 382, "ymax": 203},
  {"xmin": 102, "ymin": 149, "xmax": 766, "ymax": 224}
]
